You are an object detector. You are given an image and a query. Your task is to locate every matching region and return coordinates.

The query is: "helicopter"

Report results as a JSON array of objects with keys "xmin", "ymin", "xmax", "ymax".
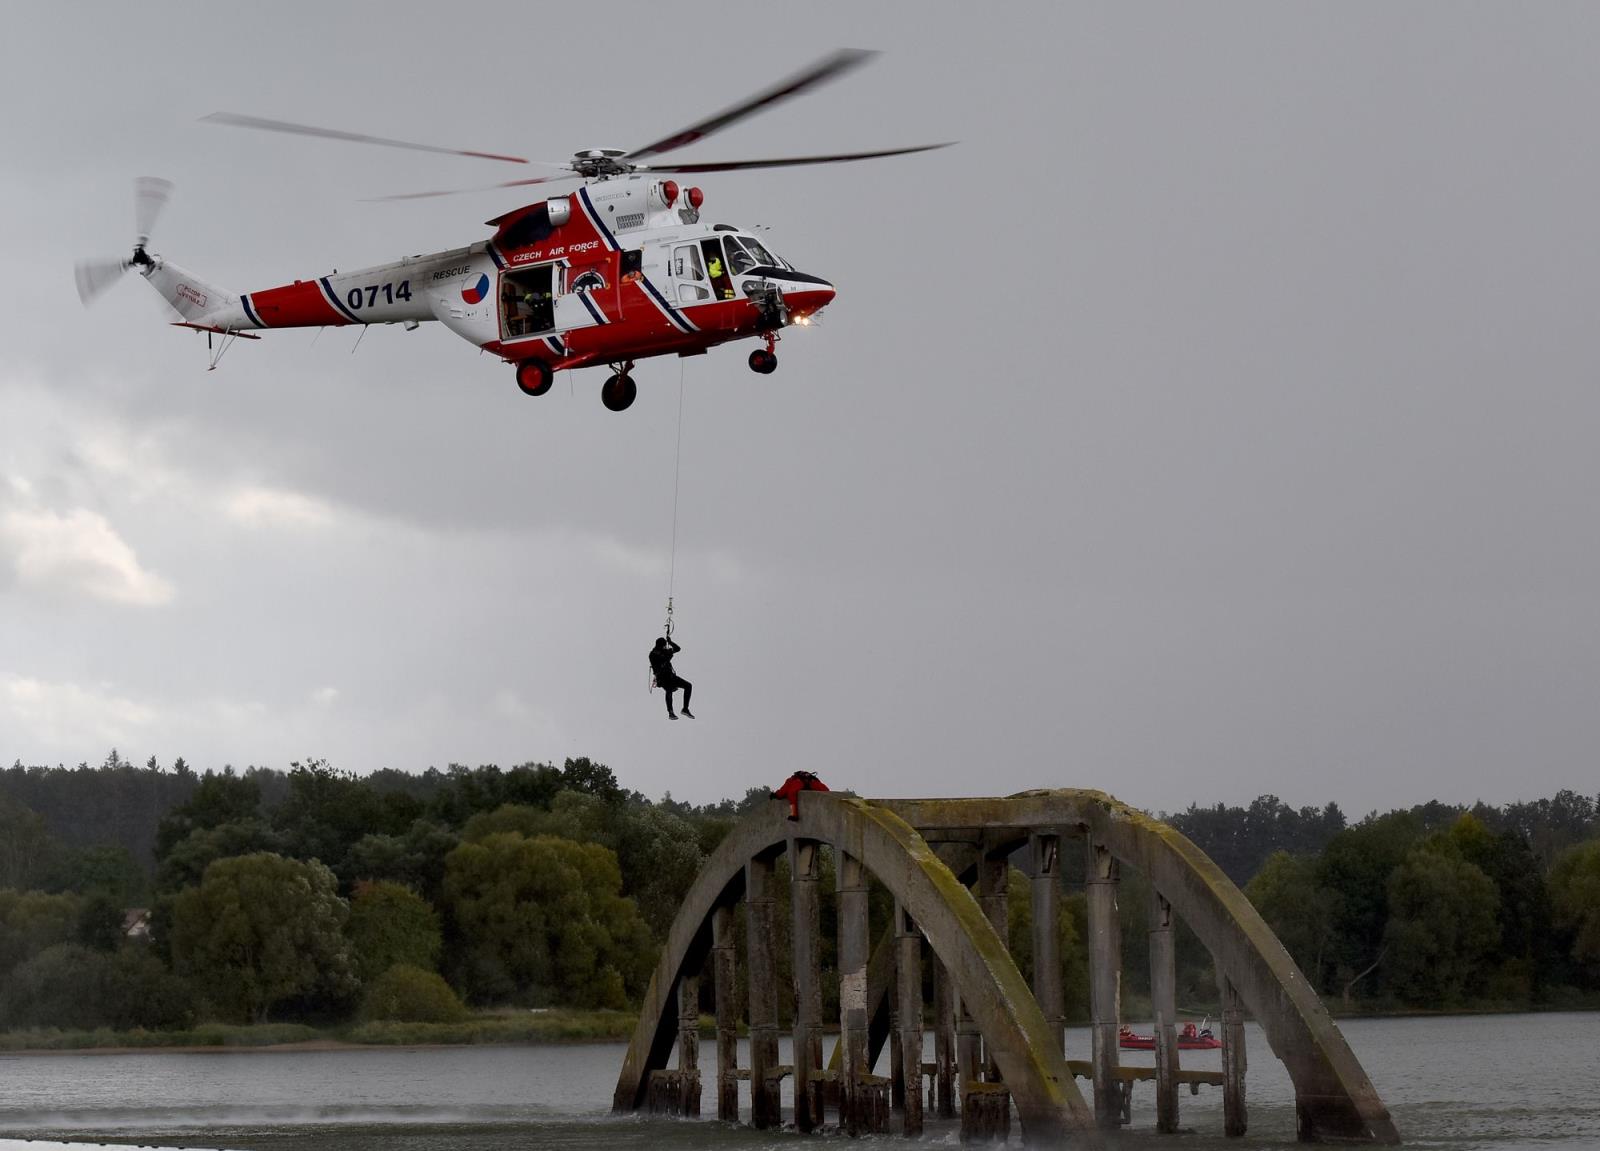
[{"xmin": 75, "ymin": 49, "xmax": 949, "ymax": 411}]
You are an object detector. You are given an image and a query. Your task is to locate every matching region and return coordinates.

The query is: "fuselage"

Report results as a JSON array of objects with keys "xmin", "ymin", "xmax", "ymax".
[{"xmin": 186, "ymin": 178, "xmax": 835, "ymax": 373}]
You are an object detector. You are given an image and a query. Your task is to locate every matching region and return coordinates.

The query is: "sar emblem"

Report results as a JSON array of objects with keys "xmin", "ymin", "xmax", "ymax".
[
  {"xmin": 570, "ymin": 269, "xmax": 607, "ymax": 294},
  {"xmin": 461, "ymin": 273, "xmax": 489, "ymax": 305}
]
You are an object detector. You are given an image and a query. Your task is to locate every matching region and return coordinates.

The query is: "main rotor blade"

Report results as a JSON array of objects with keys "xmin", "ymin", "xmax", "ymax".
[
  {"xmin": 363, "ymin": 173, "xmax": 579, "ymax": 203},
  {"xmin": 626, "ymin": 48, "xmax": 878, "ymax": 160},
  {"xmin": 642, "ymin": 142, "xmax": 953, "ymax": 174},
  {"xmin": 75, "ymin": 257, "xmax": 129, "ymax": 306},
  {"xmin": 134, "ymin": 176, "xmax": 172, "ymax": 246},
  {"xmin": 200, "ymin": 112, "xmax": 553, "ymax": 166}
]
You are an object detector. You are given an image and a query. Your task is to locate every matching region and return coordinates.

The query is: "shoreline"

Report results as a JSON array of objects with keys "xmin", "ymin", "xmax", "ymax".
[{"xmin": 3, "ymin": 1003, "xmax": 1597, "ymax": 1057}]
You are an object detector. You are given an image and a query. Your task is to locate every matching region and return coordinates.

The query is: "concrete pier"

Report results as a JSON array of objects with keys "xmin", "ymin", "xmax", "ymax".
[
  {"xmin": 745, "ymin": 855, "xmax": 782, "ymax": 1128},
  {"xmin": 838, "ymin": 851, "xmax": 878, "ymax": 1134},
  {"xmin": 676, "ymin": 974, "xmax": 700, "ymax": 1117},
  {"xmin": 1219, "ymin": 972, "xmax": 1248, "ymax": 1137},
  {"xmin": 932, "ymin": 955, "xmax": 957, "ymax": 1118},
  {"xmin": 790, "ymin": 838, "xmax": 825, "ymax": 1131},
  {"xmin": 1086, "ymin": 840, "xmax": 1122, "ymax": 1128},
  {"xmin": 1029, "ymin": 832, "xmax": 1064, "ymax": 1055},
  {"xmin": 977, "ymin": 851, "xmax": 1008, "ymax": 1083},
  {"xmin": 711, "ymin": 903, "xmax": 739, "ymax": 1122},
  {"xmin": 1148, "ymin": 892, "xmax": 1178, "ymax": 1133},
  {"xmin": 895, "ymin": 901, "xmax": 924, "ymax": 1136}
]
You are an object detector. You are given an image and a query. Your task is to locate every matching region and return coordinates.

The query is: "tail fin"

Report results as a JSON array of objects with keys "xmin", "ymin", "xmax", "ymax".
[{"xmin": 140, "ymin": 256, "xmax": 237, "ymax": 325}]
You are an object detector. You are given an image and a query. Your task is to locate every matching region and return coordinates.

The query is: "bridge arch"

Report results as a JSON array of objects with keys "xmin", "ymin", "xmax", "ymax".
[
  {"xmin": 614, "ymin": 789, "xmax": 1398, "ymax": 1145},
  {"xmin": 613, "ymin": 793, "xmax": 1093, "ymax": 1142}
]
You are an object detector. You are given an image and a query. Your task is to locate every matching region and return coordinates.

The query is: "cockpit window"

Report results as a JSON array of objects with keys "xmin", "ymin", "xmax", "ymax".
[
  {"xmin": 740, "ymin": 236, "xmax": 778, "ymax": 267},
  {"xmin": 723, "ymin": 237, "xmax": 757, "ymax": 276}
]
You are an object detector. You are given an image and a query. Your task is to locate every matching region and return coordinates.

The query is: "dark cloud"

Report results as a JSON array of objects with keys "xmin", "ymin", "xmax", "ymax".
[{"xmin": 2, "ymin": 3, "xmax": 1597, "ymax": 811}]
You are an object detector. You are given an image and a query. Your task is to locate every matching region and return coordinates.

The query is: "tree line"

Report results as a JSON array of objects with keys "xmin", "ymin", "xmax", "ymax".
[{"xmin": 1, "ymin": 753, "xmax": 1597, "ymax": 1033}]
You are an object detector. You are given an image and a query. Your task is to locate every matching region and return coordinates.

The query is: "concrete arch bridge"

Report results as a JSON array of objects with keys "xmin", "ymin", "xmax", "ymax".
[{"xmin": 613, "ymin": 789, "xmax": 1399, "ymax": 1145}]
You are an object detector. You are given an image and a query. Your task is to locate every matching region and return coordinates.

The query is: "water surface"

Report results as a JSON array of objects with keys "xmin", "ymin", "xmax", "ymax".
[{"xmin": 0, "ymin": 1013, "xmax": 1594, "ymax": 1149}]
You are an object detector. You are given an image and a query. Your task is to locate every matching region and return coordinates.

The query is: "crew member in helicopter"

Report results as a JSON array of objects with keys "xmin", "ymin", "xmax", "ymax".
[
  {"xmin": 650, "ymin": 636, "xmax": 693, "ymax": 720},
  {"xmin": 706, "ymin": 251, "xmax": 735, "ymax": 300},
  {"xmin": 521, "ymin": 285, "xmax": 554, "ymax": 332}
]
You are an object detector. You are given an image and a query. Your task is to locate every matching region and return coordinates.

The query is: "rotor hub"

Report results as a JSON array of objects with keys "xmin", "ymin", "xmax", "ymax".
[{"xmin": 571, "ymin": 148, "xmax": 635, "ymax": 179}]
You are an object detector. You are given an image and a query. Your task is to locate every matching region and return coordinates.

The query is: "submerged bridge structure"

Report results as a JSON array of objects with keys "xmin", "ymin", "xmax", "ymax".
[{"xmin": 613, "ymin": 789, "xmax": 1399, "ymax": 1145}]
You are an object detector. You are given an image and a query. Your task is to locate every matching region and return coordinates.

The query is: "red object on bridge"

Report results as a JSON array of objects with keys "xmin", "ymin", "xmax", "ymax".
[{"xmin": 772, "ymin": 771, "xmax": 829, "ymax": 821}]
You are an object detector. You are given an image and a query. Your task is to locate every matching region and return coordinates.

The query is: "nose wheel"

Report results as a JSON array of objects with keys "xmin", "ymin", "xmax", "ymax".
[
  {"xmin": 748, "ymin": 349, "xmax": 777, "ymax": 375},
  {"xmin": 602, "ymin": 370, "xmax": 637, "ymax": 412}
]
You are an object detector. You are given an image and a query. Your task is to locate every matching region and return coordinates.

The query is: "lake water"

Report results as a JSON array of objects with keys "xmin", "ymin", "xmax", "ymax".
[{"xmin": 0, "ymin": 1013, "xmax": 1595, "ymax": 1149}]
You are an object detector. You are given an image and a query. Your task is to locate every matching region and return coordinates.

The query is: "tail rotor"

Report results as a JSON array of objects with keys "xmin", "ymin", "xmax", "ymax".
[{"xmin": 75, "ymin": 176, "xmax": 172, "ymax": 305}]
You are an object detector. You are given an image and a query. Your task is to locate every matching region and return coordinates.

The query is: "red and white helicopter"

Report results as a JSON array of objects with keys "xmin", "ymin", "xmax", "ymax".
[{"xmin": 75, "ymin": 50, "xmax": 947, "ymax": 411}]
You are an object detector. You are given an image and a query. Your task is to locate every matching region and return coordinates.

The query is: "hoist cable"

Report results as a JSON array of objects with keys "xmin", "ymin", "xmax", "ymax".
[{"xmin": 665, "ymin": 359, "xmax": 686, "ymax": 634}]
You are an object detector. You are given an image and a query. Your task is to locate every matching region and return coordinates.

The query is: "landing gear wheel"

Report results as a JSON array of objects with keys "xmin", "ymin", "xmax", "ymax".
[
  {"xmin": 516, "ymin": 359, "xmax": 553, "ymax": 397},
  {"xmin": 748, "ymin": 349, "xmax": 777, "ymax": 375},
  {"xmin": 601, "ymin": 372, "xmax": 637, "ymax": 412}
]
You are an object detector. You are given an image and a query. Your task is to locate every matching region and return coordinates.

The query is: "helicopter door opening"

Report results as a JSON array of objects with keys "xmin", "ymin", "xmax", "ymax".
[
  {"xmin": 700, "ymin": 239, "xmax": 736, "ymax": 300},
  {"xmin": 501, "ymin": 263, "xmax": 558, "ymax": 339},
  {"xmin": 670, "ymin": 244, "xmax": 710, "ymax": 303}
]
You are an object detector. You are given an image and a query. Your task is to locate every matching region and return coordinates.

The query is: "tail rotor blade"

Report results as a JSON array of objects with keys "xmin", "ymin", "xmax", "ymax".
[
  {"xmin": 74, "ymin": 257, "xmax": 129, "ymax": 306},
  {"xmin": 134, "ymin": 176, "xmax": 173, "ymax": 246}
]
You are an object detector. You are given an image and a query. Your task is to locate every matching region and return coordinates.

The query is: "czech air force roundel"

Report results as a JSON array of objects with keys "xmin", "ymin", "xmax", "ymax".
[{"xmin": 461, "ymin": 273, "xmax": 489, "ymax": 305}]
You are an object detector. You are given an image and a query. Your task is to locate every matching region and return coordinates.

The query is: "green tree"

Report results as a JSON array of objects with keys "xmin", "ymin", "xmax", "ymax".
[
  {"xmin": 1427, "ymin": 814, "xmax": 1554, "ymax": 999},
  {"xmin": 1547, "ymin": 839, "xmax": 1600, "ymax": 977},
  {"xmin": 0, "ymin": 889, "xmax": 82, "ymax": 974},
  {"xmin": 156, "ymin": 820, "xmax": 284, "ymax": 892},
  {"xmin": 273, "ymin": 759, "xmax": 404, "ymax": 870},
  {"xmin": 0, "ymin": 943, "xmax": 110, "ymax": 1029},
  {"xmin": 76, "ymin": 890, "xmax": 126, "ymax": 952},
  {"xmin": 1383, "ymin": 849, "xmax": 1500, "ymax": 1006},
  {"xmin": 1246, "ymin": 851, "xmax": 1338, "ymax": 990},
  {"xmin": 0, "ymin": 794, "xmax": 58, "ymax": 890},
  {"xmin": 102, "ymin": 946, "xmax": 197, "ymax": 1030},
  {"xmin": 1316, "ymin": 811, "xmax": 1422, "ymax": 997},
  {"xmin": 346, "ymin": 881, "xmax": 442, "ymax": 981},
  {"xmin": 443, "ymin": 833, "xmax": 654, "ymax": 1008},
  {"xmin": 154, "ymin": 771, "xmax": 261, "ymax": 860},
  {"xmin": 360, "ymin": 963, "xmax": 468, "ymax": 1023},
  {"xmin": 343, "ymin": 819, "xmax": 460, "ymax": 903},
  {"xmin": 0, "ymin": 943, "xmax": 195, "ymax": 1031},
  {"xmin": 612, "ymin": 803, "xmax": 705, "ymax": 939},
  {"xmin": 171, "ymin": 852, "xmax": 357, "ymax": 1023}
]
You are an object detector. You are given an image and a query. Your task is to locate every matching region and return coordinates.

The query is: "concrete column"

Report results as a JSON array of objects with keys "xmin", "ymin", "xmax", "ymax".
[
  {"xmin": 712, "ymin": 903, "xmax": 739, "ymax": 1122},
  {"xmin": 789, "ymin": 838, "xmax": 825, "ymax": 1131},
  {"xmin": 977, "ymin": 850, "xmax": 1009, "ymax": 1083},
  {"xmin": 1030, "ymin": 832, "xmax": 1064, "ymax": 1055},
  {"xmin": 837, "ymin": 850, "xmax": 871, "ymax": 1135},
  {"xmin": 1086, "ymin": 839, "xmax": 1122, "ymax": 1128},
  {"xmin": 932, "ymin": 953, "xmax": 957, "ymax": 1118},
  {"xmin": 676, "ymin": 973, "xmax": 701, "ymax": 1117},
  {"xmin": 1219, "ymin": 971, "xmax": 1248, "ymax": 1137},
  {"xmin": 746, "ymin": 855, "xmax": 782, "ymax": 1129},
  {"xmin": 895, "ymin": 901, "xmax": 924, "ymax": 1137},
  {"xmin": 955, "ymin": 987, "xmax": 982, "ymax": 1088},
  {"xmin": 1149, "ymin": 891, "xmax": 1178, "ymax": 1134}
]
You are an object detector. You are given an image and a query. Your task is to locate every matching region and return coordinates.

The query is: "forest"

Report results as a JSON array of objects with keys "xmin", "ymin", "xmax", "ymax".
[{"xmin": 1, "ymin": 752, "xmax": 1598, "ymax": 1042}]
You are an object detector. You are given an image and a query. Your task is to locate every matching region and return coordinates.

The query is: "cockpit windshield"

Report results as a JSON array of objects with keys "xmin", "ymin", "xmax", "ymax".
[
  {"xmin": 739, "ymin": 236, "xmax": 778, "ymax": 268},
  {"xmin": 724, "ymin": 235, "xmax": 779, "ymax": 275}
]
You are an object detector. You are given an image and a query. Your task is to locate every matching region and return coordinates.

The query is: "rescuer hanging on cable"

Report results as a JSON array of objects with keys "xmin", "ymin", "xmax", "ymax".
[{"xmin": 650, "ymin": 636, "xmax": 694, "ymax": 720}]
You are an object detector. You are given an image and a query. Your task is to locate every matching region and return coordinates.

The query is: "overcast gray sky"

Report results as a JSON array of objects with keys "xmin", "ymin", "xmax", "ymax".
[{"xmin": 2, "ymin": 3, "xmax": 1597, "ymax": 814}]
